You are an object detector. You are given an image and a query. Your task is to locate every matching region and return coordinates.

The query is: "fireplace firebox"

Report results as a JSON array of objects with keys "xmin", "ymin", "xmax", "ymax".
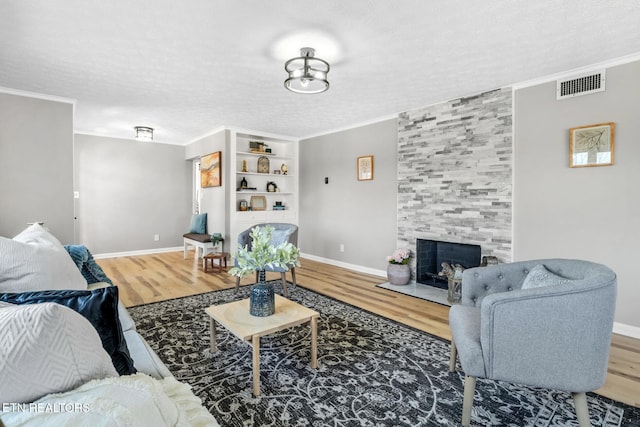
[{"xmin": 416, "ymin": 239, "xmax": 481, "ymax": 289}]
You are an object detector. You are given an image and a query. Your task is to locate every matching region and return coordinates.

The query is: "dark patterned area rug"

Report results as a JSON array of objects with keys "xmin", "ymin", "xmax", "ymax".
[{"xmin": 128, "ymin": 283, "xmax": 640, "ymax": 427}]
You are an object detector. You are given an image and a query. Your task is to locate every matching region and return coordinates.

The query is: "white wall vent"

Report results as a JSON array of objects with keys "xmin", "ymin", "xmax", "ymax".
[{"xmin": 556, "ymin": 70, "xmax": 605, "ymax": 100}]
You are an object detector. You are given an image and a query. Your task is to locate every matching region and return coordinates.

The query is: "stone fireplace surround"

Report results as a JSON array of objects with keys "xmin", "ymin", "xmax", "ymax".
[{"xmin": 396, "ymin": 88, "xmax": 513, "ymax": 283}]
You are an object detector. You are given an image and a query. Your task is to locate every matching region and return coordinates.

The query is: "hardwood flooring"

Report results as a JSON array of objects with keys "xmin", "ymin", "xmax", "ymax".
[{"xmin": 97, "ymin": 250, "xmax": 640, "ymax": 408}]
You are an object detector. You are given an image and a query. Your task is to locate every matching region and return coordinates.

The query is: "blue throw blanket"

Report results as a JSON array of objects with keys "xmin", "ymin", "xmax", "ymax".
[{"xmin": 64, "ymin": 245, "xmax": 113, "ymax": 285}]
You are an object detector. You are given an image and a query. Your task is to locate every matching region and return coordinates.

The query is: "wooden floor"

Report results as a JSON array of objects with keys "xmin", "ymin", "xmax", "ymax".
[{"xmin": 98, "ymin": 250, "xmax": 640, "ymax": 408}]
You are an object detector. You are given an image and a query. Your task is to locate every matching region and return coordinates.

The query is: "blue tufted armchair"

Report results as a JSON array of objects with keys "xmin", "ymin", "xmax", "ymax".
[
  {"xmin": 234, "ymin": 223, "xmax": 298, "ymax": 297},
  {"xmin": 448, "ymin": 259, "xmax": 617, "ymax": 427}
]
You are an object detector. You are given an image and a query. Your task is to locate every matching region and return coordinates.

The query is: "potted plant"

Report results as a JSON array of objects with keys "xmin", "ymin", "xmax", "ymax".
[
  {"xmin": 386, "ymin": 248, "xmax": 412, "ymax": 286},
  {"xmin": 229, "ymin": 225, "xmax": 300, "ymax": 316}
]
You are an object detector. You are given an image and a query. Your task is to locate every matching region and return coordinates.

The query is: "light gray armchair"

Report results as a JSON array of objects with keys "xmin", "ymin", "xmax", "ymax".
[
  {"xmin": 448, "ymin": 259, "xmax": 617, "ymax": 427},
  {"xmin": 234, "ymin": 223, "xmax": 298, "ymax": 297}
]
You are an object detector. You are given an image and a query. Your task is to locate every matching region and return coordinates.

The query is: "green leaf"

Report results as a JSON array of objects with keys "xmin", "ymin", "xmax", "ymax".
[{"xmin": 228, "ymin": 226, "xmax": 300, "ymax": 278}]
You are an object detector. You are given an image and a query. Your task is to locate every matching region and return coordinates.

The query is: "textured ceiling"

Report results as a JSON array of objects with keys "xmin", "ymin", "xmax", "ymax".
[{"xmin": 1, "ymin": 0, "xmax": 640, "ymax": 144}]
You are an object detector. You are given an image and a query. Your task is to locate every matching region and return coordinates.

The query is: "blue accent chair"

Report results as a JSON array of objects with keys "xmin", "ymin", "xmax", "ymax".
[
  {"xmin": 448, "ymin": 259, "xmax": 617, "ymax": 427},
  {"xmin": 234, "ymin": 223, "xmax": 298, "ymax": 297}
]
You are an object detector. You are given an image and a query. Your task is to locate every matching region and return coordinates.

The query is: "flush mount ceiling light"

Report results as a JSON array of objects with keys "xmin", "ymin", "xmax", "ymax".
[
  {"xmin": 134, "ymin": 126, "xmax": 153, "ymax": 141},
  {"xmin": 284, "ymin": 47, "xmax": 330, "ymax": 94}
]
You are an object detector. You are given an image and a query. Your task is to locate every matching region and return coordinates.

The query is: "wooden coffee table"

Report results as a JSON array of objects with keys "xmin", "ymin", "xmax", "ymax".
[{"xmin": 204, "ymin": 295, "xmax": 319, "ymax": 396}]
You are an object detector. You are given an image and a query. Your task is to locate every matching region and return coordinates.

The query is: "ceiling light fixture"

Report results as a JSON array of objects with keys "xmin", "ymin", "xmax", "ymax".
[
  {"xmin": 284, "ymin": 47, "xmax": 330, "ymax": 94},
  {"xmin": 134, "ymin": 126, "xmax": 153, "ymax": 141}
]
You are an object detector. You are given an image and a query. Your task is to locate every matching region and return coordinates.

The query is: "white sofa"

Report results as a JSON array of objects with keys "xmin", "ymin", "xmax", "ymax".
[{"xmin": 0, "ymin": 224, "xmax": 219, "ymax": 426}]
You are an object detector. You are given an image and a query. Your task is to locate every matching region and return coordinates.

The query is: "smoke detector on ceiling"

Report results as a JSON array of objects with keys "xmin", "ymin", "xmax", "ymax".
[{"xmin": 556, "ymin": 70, "xmax": 606, "ymax": 100}]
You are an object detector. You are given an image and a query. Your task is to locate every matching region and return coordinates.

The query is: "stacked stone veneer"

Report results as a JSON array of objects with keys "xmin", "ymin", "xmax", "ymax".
[{"xmin": 397, "ymin": 87, "xmax": 513, "ymax": 277}]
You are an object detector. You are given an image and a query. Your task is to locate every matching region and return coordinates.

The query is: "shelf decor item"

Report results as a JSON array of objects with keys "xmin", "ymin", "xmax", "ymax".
[
  {"xmin": 201, "ymin": 151, "xmax": 222, "ymax": 187},
  {"xmin": 280, "ymin": 163, "xmax": 288, "ymax": 175},
  {"xmin": 357, "ymin": 155, "xmax": 374, "ymax": 181},
  {"xmin": 250, "ymin": 195, "xmax": 267, "ymax": 211},
  {"xmin": 257, "ymin": 156, "xmax": 270, "ymax": 173},
  {"xmin": 249, "ymin": 141, "xmax": 265, "ymax": 153},
  {"xmin": 386, "ymin": 248, "xmax": 411, "ymax": 286},
  {"xmin": 569, "ymin": 122, "xmax": 615, "ymax": 168},
  {"xmin": 229, "ymin": 226, "xmax": 301, "ymax": 316},
  {"xmin": 266, "ymin": 181, "xmax": 277, "ymax": 192}
]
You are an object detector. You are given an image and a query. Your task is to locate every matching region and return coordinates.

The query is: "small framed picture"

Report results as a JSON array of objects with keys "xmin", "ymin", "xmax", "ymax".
[
  {"xmin": 569, "ymin": 122, "xmax": 615, "ymax": 168},
  {"xmin": 250, "ymin": 195, "xmax": 267, "ymax": 211},
  {"xmin": 357, "ymin": 155, "xmax": 374, "ymax": 181}
]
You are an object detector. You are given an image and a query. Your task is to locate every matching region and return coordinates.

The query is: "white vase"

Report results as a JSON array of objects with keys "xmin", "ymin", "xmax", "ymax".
[{"xmin": 387, "ymin": 264, "xmax": 411, "ymax": 286}]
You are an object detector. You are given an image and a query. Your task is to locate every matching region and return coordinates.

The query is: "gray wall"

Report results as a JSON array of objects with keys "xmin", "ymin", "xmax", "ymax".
[
  {"xmin": 514, "ymin": 60, "xmax": 640, "ymax": 328},
  {"xmin": 74, "ymin": 134, "xmax": 192, "ymax": 254},
  {"xmin": 0, "ymin": 92, "xmax": 75, "ymax": 243},
  {"xmin": 299, "ymin": 119, "xmax": 398, "ymax": 271}
]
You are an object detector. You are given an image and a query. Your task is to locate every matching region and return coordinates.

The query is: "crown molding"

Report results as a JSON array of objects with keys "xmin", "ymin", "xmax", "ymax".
[
  {"xmin": 512, "ymin": 52, "xmax": 640, "ymax": 90},
  {"xmin": 186, "ymin": 126, "xmax": 228, "ymax": 145},
  {"xmin": 300, "ymin": 114, "xmax": 398, "ymax": 141},
  {"xmin": 0, "ymin": 86, "xmax": 76, "ymax": 105}
]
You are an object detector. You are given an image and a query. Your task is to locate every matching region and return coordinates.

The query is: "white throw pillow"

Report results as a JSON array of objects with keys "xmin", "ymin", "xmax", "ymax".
[
  {"xmin": 0, "ymin": 302, "xmax": 118, "ymax": 404},
  {"xmin": 0, "ymin": 224, "xmax": 87, "ymax": 292},
  {"xmin": 521, "ymin": 264, "xmax": 573, "ymax": 289}
]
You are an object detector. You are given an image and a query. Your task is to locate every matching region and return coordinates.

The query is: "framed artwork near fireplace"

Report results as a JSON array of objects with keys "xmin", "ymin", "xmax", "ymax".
[
  {"xmin": 357, "ymin": 155, "xmax": 374, "ymax": 181},
  {"xmin": 569, "ymin": 122, "xmax": 615, "ymax": 168}
]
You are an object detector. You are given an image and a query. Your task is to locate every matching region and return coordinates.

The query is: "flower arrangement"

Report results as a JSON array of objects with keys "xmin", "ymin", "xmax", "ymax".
[
  {"xmin": 386, "ymin": 248, "xmax": 411, "ymax": 265},
  {"xmin": 229, "ymin": 225, "xmax": 301, "ymax": 278}
]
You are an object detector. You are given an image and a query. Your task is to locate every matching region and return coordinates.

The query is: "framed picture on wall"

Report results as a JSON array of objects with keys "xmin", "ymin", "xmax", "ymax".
[
  {"xmin": 569, "ymin": 122, "xmax": 615, "ymax": 168},
  {"xmin": 357, "ymin": 155, "xmax": 374, "ymax": 181},
  {"xmin": 201, "ymin": 151, "xmax": 221, "ymax": 187}
]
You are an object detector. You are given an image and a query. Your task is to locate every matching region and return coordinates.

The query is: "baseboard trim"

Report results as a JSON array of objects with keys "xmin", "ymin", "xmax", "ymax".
[
  {"xmin": 93, "ymin": 246, "xmax": 184, "ymax": 259},
  {"xmin": 93, "ymin": 248, "xmax": 640, "ymax": 339},
  {"xmin": 613, "ymin": 322, "xmax": 640, "ymax": 339},
  {"xmin": 300, "ymin": 253, "xmax": 386, "ymax": 279}
]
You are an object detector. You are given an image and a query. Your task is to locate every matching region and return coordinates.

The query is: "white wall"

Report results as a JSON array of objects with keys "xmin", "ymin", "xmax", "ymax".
[
  {"xmin": 185, "ymin": 130, "xmax": 228, "ymax": 241},
  {"xmin": 514, "ymin": 60, "xmax": 640, "ymax": 330}
]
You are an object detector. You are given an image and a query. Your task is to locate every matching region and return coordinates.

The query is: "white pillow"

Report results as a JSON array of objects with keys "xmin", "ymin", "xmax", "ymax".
[
  {"xmin": 0, "ymin": 373, "xmax": 220, "ymax": 427},
  {"xmin": 0, "ymin": 224, "xmax": 87, "ymax": 292},
  {"xmin": 0, "ymin": 302, "xmax": 118, "ymax": 403},
  {"xmin": 521, "ymin": 264, "xmax": 573, "ymax": 289}
]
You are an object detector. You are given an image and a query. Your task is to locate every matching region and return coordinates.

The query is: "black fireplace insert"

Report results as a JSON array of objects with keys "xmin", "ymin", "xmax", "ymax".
[{"xmin": 416, "ymin": 239, "xmax": 481, "ymax": 289}]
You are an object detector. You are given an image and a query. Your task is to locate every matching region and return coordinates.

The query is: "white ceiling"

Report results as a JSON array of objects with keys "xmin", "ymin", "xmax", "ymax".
[{"xmin": 1, "ymin": 0, "xmax": 640, "ymax": 144}]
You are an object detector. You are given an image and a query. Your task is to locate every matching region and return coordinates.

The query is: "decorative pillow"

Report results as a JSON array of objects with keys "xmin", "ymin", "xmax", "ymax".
[
  {"xmin": 0, "ymin": 224, "xmax": 87, "ymax": 293},
  {"xmin": 521, "ymin": 264, "xmax": 573, "ymax": 289},
  {"xmin": 188, "ymin": 213, "xmax": 207, "ymax": 234},
  {"xmin": 0, "ymin": 286, "xmax": 137, "ymax": 375},
  {"xmin": 0, "ymin": 302, "xmax": 118, "ymax": 404},
  {"xmin": 0, "ymin": 374, "xmax": 220, "ymax": 426},
  {"xmin": 64, "ymin": 244, "xmax": 114, "ymax": 285}
]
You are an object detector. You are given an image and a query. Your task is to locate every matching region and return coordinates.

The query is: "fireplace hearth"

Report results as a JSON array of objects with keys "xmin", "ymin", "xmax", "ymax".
[{"xmin": 416, "ymin": 239, "xmax": 481, "ymax": 289}]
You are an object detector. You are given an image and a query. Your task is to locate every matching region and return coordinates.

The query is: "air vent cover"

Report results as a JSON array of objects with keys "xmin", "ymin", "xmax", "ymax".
[{"xmin": 557, "ymin": 70, "xmax": 605, "ymax": 100}]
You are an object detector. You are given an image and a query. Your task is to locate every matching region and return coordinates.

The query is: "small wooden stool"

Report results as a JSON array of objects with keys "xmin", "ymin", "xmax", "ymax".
[{"xmin": 203, "ymin": 252, "xmax": 229, "ymax": 273}]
